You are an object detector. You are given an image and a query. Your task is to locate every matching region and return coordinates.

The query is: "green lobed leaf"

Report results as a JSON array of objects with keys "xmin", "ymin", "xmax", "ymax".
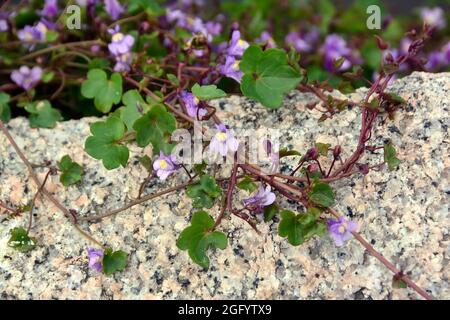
[
  {"xmin": 102, "ymin": 248, "xmax": 128, "ymax": 275},
  {"xmin": 308, "ymin": 182, "xmax": 335, "ymax": 207},
  {"xmin": 58, "ymin": 155, "xmax": 83, "ymax": 186},
  {"xmin": 176, "ymin": 211, "xmax": 228, "ymax": 268},
  {"xmin": 81, "ymin": 69, "xmax": 123, "ymax": 113},
  {"xmin": 315, "ymin": 142, "xmax": 331, "ymax": 156},
  {"xmin": 133, "ymin": 104, "xmax": 177, "ymax": 154},
  {"xmin": 264, "ymin": 203, "xmax": 279, "ymax": 222},
  {"xmin": 384, "ymin": 142, "xmax": 401, "ymax": 171},
  {"xmin": 236, "ymin": 176, "xmax": 257, "ymax": 193},
  {"xmin": 114, "ymin": 90, "xmax": 150, "ymax": 131},
  {"xmin": 186, "ymin": 175, "xmax": 221, "ymax": 209},
  {"xmin": 8, "ymin": 227, "xmax": 36, "ymax": 252},
  {"xmin": 24, "ymin": 100, "xmax": 62, "ymax": 128},
  {"xmin": 240, "ymin": 45, "xmax": 302, "ymax": 109},
  {"xmin": 0, "ymin": 92, "xmax": 11, "ymax": 122},
  {"xmin": 84, "ymin": 116, "xmax": 129, "ymax": 170},
  {"xmin": 139, "ymin": 155, "xmax": 153, "ymax": 173},
  {"xmin": 278, "ymin": 208, "xmax": 326, "ymax": 246},
  {"xmin": 191, "ymin": 84, "xmax": 227, "ymax": 100}
]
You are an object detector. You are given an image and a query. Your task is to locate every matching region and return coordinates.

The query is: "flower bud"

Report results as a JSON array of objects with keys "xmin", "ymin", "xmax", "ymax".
[
  {"xmin": 333, "ymin": 145, "xmax": 342, "ymax": 158},
  {"xmin": 305, "ymin": 147, "xmax": 319, "ymax": 160},
  {"xmin": 357, "ymin": 163, "xmax": 369, "ymax": 175}
]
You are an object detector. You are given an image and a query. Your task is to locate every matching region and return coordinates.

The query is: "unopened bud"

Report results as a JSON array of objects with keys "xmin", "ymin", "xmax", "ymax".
[
  {"xmin": 305, "ymin": 147, "xmax": 319, "ymax": 161},
  {"xmin": 333, "ymin": 145, "xmax": 342, "ymax": 158}
]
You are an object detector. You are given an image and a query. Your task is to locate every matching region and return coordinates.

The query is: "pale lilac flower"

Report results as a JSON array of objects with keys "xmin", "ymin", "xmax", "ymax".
[
  {"xmin": 104, "ymin": 0, "xmax": 124, "ymax": 20},
  {"xmin": 442, "ymin": 42, "xmax": 450, "ymax": 64},
  {"xmin": 108, "ymin": 26, "xmax": 134, "ymax": 56},
  {"xmin": 11, "ymin": 66, "xmax": 43, "ymax": 90},
  {"xmin": 153, "ymin": 151, "xmax": 179, "ymax": 181},
  {"xmin": 205, "ymin": 21, "xmax": 222, "ymax": 37},
  {"xmin": 256, "ymin": 31, "xmax": 276, "ymax": 48},
  {"xmin": 263, "ymin": 139, "xmax": 279, "ymax": 173},
  {"xmin": 285, "ymin": 28, "xmax": 319, "ymax": 52},
  {"xmin": 227, "ymin": 30, "xmax": 249, "ymax": 57},
  {"xmin": 209, "ymin": 123, "xmax": 239, "ymax": 156},
  {"xmin": 373, "ymin": 72, "xmax": 397, "ymax": 86},
  {"xmin": 107, "ymin": 26, "xmax": 134, "ymax": 72},
  {"xmin": 0, "ymin": 18, "xmax": 8, "ymax": 32},
  {"xmin": 181, "ymin": 0, "xmax": 204, "ymax": 6},
  {"xmin": 17, "ymin": 22, "xmax": 48, "ymax": 43},
  {"xmin": 87, "ymin": 247, "xmax": 104, "ymax": 272},
  {"xmin": 113, "ymin": 52, "xmax": 133, "ymax": 72},
  {"xmin": 327, "ymin": 216, "xmax": 358, "ymax": 247},
  {"xmin": 420, "ymin": 7, "xmax": 446, "ymax": 30},
  {"xmin": 243, "ymin": 185, "xmax": 276, "ymax": 211},
  {"xmin": 320, "ymin": 34, "xmax": 354, "ymax": 72},
  {"xmin": 180, "ymin": 91, "xmax": 207, "ymax": 119},
  {"xmin": 41, "ymin": 0, "xmax": 59, "ymax": 19},
  {"xmin": 76, "ymin": 0, "xmax": 98, "ymax": 6},
  {"xmin": 399, "ymin": 38, "xmax": 413, "ymax": 54},
  {"xmin": 218, "ymin": 55, "xmax": 243, "ymax": 83},
  {"xmin": 424, "ymin": 51, "xmax": 445, "ymax": 71},
  {"xmin": 166, "ymin": 9, "xmax": 188, "ymax": 25}
]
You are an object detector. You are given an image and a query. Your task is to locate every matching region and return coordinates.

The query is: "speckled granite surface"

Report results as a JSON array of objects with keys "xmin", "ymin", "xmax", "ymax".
[{"xmin": 0, "ymin": 72, "xmax": 448, "ymax": 300}]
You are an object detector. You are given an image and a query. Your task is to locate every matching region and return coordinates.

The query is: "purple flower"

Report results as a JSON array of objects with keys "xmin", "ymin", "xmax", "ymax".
[
  {"xmin": 218, "ymin": 55, "xmax": 243, "ymax": 83},
  {"xmin": 263, "ymin": 139, "xmax": 279, "ymax": 173},
  {"xmin": 113, "ymin": 52, "xmax": 133, "ymax": 72},
  {"xmin": 424, "ymin": 51, "xmax": 445, "ymax": 71},
  {"xmin": 76, "ymin": 0, "xmax": 98, "ymax": 6},
  {"xmin": 327, "ymin": 216, "xmax": 358, "ymax": 247},
  {"xmin": 420, "ymin": 7, "xmax": 446, "ymax": 30},
  {"xmin": 0, "ymin": 18, "xmax": 8, "ymax": 32},
  {"xmin": 180, "ymin": 91, "xmax": 207, "ymax": 119},
  {"xmin": 320, "ymin": 34, "xmax": 361, "ymax": 72},
  {"xmin": 227, "ymin": 30, "xmax": 249, "ymax": 57},
  {"xmin": 285, "ymin": 28, "xmax": 319, "ymax": 52},
  {"xmin": 41, "ymin": 0, "xmax": 58, "ymax": 19},
  {"xmin": 18, "ymin": 22, "xmax": 48, "ymax": 43},
  {"xmin": 440, "ymin": 41, "xmax": 450, "ymax": 64},
  {"xmin": 243, "ymin": 185, "xmax": 276, "ymax": 211},
  {"xmin": 104, "ymin": 0, "xmax": 124, "ymax": 20},
  {"xmin": 256, "ymin": 31, "xmax": 276, "ymax": 48},
  {"xmin": 205, "ymin": 21, "xmax": 222, "ymax": 37},
  {"xmin": 153, "ymin": 151, "xmax": 179, "ymax": 181},
  {"xmin": 87, "ymin": 247, "xmax": 104, "ymax": 272},
  {"xmin": 209, "ymin": 123, "xmax": 239, "ymax": 156},
  {"xmin": 107, "ymin": 26, "xmax": 134, "ymax": 72},
  {"xmin": 373, "ymin": 72, "xmax": 397, "ymax": 86},
  {"xmin": 108, "ymin": 26, "xmax": 134, "ymax": 56},
  {"xmin": 11, "ymin": 66, "xmax": 43, "ymax": 90}
]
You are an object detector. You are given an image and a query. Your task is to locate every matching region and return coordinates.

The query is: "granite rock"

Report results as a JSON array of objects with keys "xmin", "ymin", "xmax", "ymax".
[{"xmin": 0, "ymin": 72, "xmax": 448, "ymax": 299}]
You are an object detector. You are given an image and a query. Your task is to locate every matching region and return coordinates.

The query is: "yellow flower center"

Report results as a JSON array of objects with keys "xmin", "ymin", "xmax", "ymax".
[
  {"xmin": 238, "ymin": 39, "xmax": 245, "ymax": 47},
  {"xmin": 159, "ymin": 159, "xmax": 168, "ymax": 169},
  {"xmin": 233, "ymin": 60, "xmax": 240, "ymax": 70},
  {"xmin": 215, "ymin": 132, "xmax": 227, "ymax": 142},
  {"xmin": 338, "ymin": 225, "xmax": 346, "ymax": 234},
  {"xmin": 112, "ymin": 32, "xmax": 124, "ymax": 42},
  {"xmin": 194, "ymin": 97, "xmax": 200, "ymax": 105}
]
